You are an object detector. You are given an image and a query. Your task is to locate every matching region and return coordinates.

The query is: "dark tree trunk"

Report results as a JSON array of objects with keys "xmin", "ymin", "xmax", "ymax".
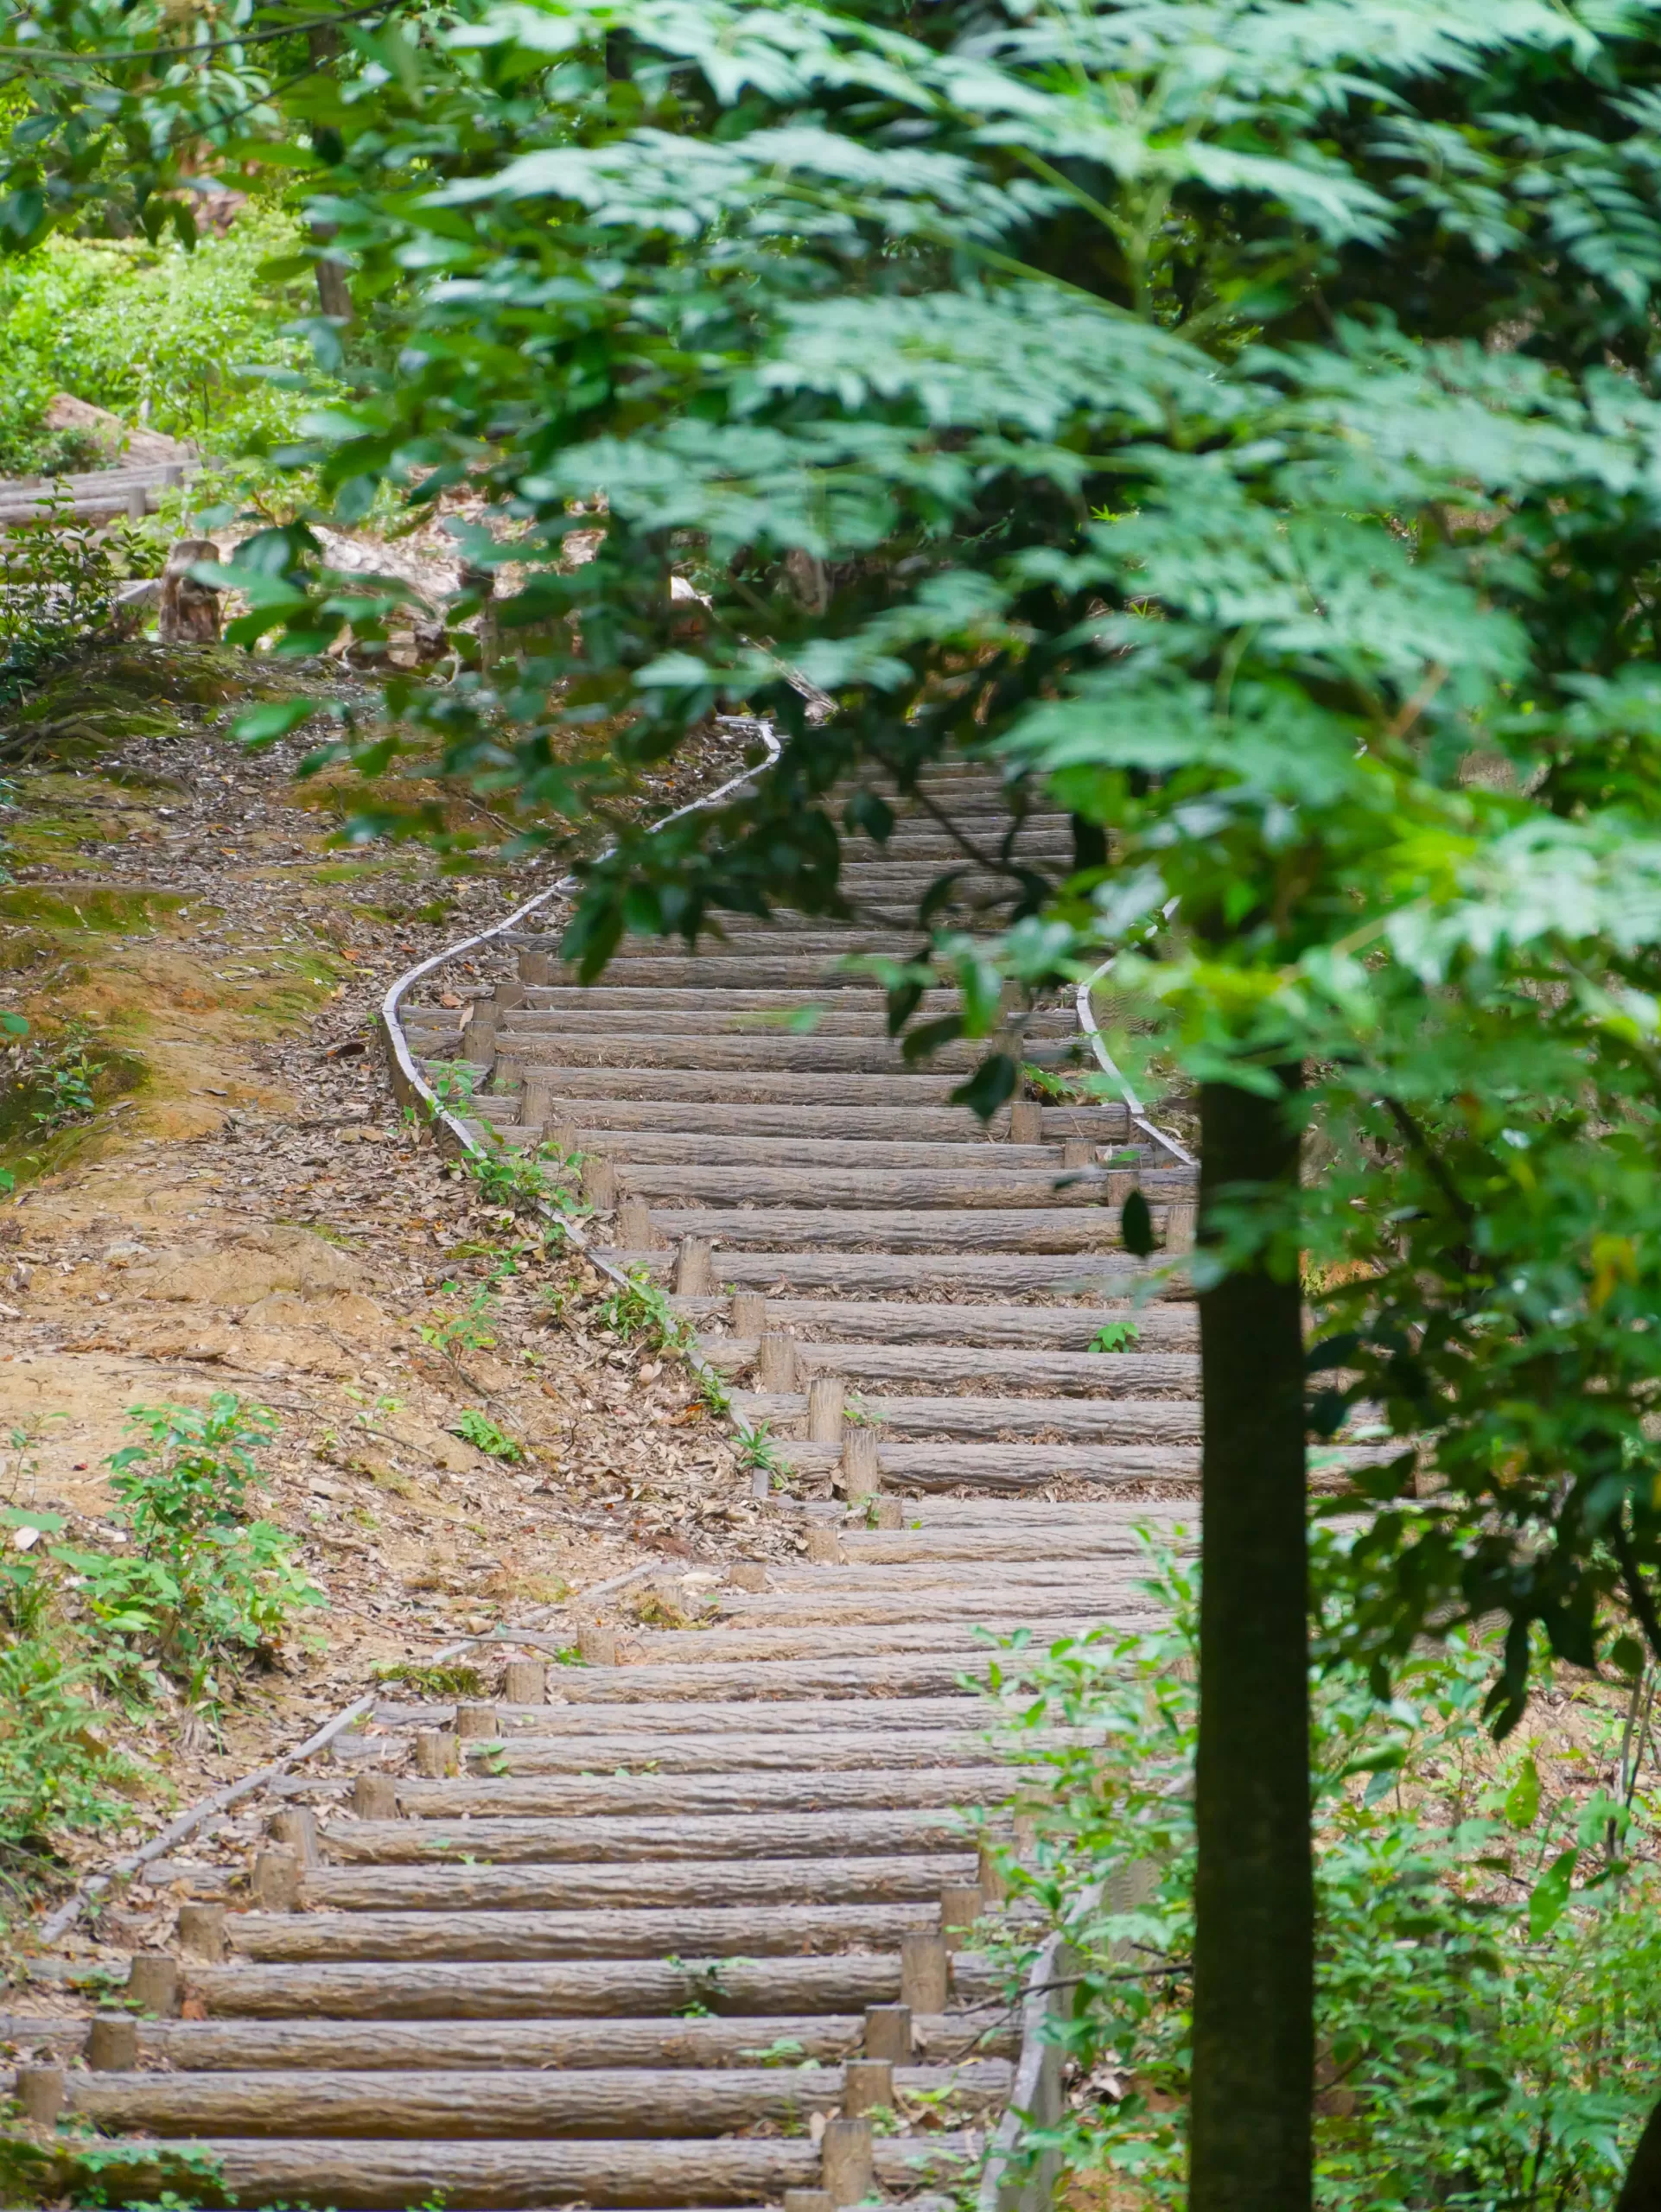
[
  {"xmin": 313, "ymin": 233, "xmax": 353, "ymax": 324},
  {"xmin": 1189, "ymin": 1070, "xmax": 1313, "ymax": 2212},
  {"xmin": 1619, "ymin": 2096, "xmax": 1661, "ymax": 2209}
]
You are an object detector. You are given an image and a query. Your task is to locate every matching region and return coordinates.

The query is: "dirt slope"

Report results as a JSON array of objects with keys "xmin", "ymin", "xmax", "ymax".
[{"xmin": 0, "ymin": 639, "xmax": 760, "ymax": 1936}]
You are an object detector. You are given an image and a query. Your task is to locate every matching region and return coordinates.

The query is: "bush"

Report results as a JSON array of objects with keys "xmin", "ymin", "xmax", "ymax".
[
  {"xmin": 987, "ymin": 1541, "xmax": 1661, "ymax": 2210},
  {"xmin": 0, "ymin": 208, "xmax": 333, "ymax": 494},
  {"xmin": 54, "ymin": 1394, "xmax": 322, "ymax": 1709}
]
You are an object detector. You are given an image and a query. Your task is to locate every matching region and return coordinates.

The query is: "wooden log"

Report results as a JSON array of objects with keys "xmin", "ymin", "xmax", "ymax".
[
  {"xmin": 840, "ymin": 1427, "xmax": 880, "ymax": 1494},
  {"xmin": 128, "ymin": 1953, "xmax": 180, "ymax": 2017},
  {"xmin": 178, "ymin": 1903, "xmax": 226, "ymax": 1962},
  {"xmin": 16, "ymin": 2064, "xmax": 64, "ymax": 2126},
  {"xmin": 182, "ymin": 1953, "xmax": 914, "ymax": 2019},
  {"xmin": 461, "ymin": 1726, "xmax": 1008, "ymax": 1775},
  {"xmin": 843, "ymin": 2058, "xmax": 893, "ymax": 2117},
  {"xmin": 296, "ymin": 1852, "xmax": 977, "ymax": 1915},
  {"xmin": 269, "ymin": 1808, "xmax": 321, "ymax": 1866},
  {"xmin": 726, "ymin": 1562, "xmax": 767, "ymax": 1592},
  {"xmin": 576, "ymin": 1623, "xmax": 618, "ymax": 1667},
  {"xmin": 125, "ymin": 2008, "xmax": 1015, "ymax": 2072},
  {"xmin": 822, "ymin": 2115, "xmax": 875, "ymax": 2206},
  {"xmin": 252, "ymin": 1847, "xmax": 300, "ymax": 1912},
  {"xmin": 863, "ymin": 2005, "xmax": 912, "ymax": 2062},
  {"xmin": 757, "ymin": 1332, "xmax": 798, "ymax": 1390},
  {"xmin": 739, "ymin": 1392, "xmax": 1201, "ymax": 1444},
  {"xmin": 500, "ymin": 1661, "xmax": 544, "ymax": 1707},
  {"xmin": 90, "ymin": 2134, "xmax": 825, "ymax": 2207},
  {"xmin": 379, "ymin": 1764, "xmax": 1013, "ymax": 1821},
  {"xmin": 65, "ymin": 2063, "xmax": 881, "ymax": 2139},
  {"xmin": 773, "ymin": 1440, "xmax": 1200, "ymax": 1487},
  {"xmin": 901, "ymin": 1931, "xmax": 949, "ymax": 2012},
  {"xmin": 372, "ymin": 1694, "xmax": 983, "ymax": 1735},
  {"xmin": 226, "ymin": 1901, "xmax": 938, "ymax": 1965},
  {"xmin": 353, "ymin": 1774, "xmax": 398, "ymax": 1820},
  {"xmin": 580, "ymin": 1154, "xmax": 618, "ymax": 1209},
  {"xmin": 617, "ymin": 1194, "xmax": 658, "ymax": 1249},
  {"xmin": 631, "ymin": 1205, "xmax": 1141, "ymax": 1252},
  {"xmin": 320, "ymin": 1806, "xmax": 982, "ymax": 1866},
  {"xmin": 1009, "ymin": 1099, "xmax": 1042, "ymax": 1144},
  {"xmin": 805, "ymin": 1376, "xmax": 846, "ymax": 1443},
  {"xmin": 88, "ymin": 2013, "xmax": 138, "ymax": 2071},
  {"xmin": 415, "ymin": 1729, "xmax": 457, "ymax": 1778},
  {"xmin": 939, "ymin": 1883, "xmax": 983, "ymax": 1951},
  {"xmin": 804, "ymin": 1529, "xmax": 845, "ymax": 1566},
  {"xmin": 455, "ymin": 1702, "xmax": 500, "ymax": 1740},
  {"xmin": 672, "ymin": 1236, "xmax": 712, "ymax": 1294}
]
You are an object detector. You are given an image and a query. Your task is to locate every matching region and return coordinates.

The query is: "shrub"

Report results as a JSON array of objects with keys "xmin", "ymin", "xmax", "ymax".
[
  {"xmin": 55, "ymin": 1395, "xmax": 322, "ymax": 1711},
  {"xmin": 987, "ymin": 1539, "xmax": 1661, "ymax": 2210}
]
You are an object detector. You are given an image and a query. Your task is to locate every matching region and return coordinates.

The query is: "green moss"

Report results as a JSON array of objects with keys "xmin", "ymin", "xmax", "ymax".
[
  {"xmin": 0, "ymin": 887, "xmax": 192, "ymax": 932},
  {"xmin": 0, "ymin": 1046, "xmax": 148, "ymax": 1184}
]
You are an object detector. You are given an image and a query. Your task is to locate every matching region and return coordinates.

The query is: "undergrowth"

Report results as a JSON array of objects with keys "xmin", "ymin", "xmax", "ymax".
[
  {"xmin": 984, "ymin": 1538, "xmax": 1661, "ymax": 2209},
  {"xmin": 0, "ymin": 1395, "xmax": 321, "ymax": 1890}
]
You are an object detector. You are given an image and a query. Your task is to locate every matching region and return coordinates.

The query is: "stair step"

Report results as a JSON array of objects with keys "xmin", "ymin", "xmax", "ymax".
[
  {"xmin": 704, "ymin": 1339, "xmax": 1199, "ymax": 1391},
  {"xmin": 379, "ymin": 1764, "xmax": 1014, "ymax": 1818},
  {"xmin": 319, "ymin": 1807, "xmax": 990, "ymax": 1863},
  {"xmin": 292, "ymin": 1851, "xmax": 978, "ymax": 1911},
  {"xmin": 92, "ymin": 2127, "xmax": 977, "ymax": 2207},
  {"xmin": 227, "ymin": 1900, "xmax": 942, "ymax": 1964},
  {"xmin": 633, "ymin": 1205, "xmax": 1136, "ymax": 1252},
  {"xmin": 183, "ymin": 1948, "xmax": 999, "ymax": 2017},
  {"xmin": 109, "ymin": 2008, "xmax": 1015, "ymax": 2069},
  {"xmin": 65, "ymin": 2062, "xmax": 1010, "ymax": 2137}
]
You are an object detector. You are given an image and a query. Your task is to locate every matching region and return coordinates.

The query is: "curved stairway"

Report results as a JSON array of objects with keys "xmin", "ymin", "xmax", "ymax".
[{"xmin": 12, "ymin": 765, "xmax": 1200, "ymax": 2211}]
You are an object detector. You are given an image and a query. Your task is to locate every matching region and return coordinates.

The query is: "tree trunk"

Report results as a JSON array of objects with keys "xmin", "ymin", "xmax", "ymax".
[
  {"xmin": 313, "ymin": 229, "xmax": 353, "ymax": 324},
  {"xmin": 1189, "ymin": 1069, "xmax": 1313, "ymax": 2212},
  {"xmin": 1619, "ymin": 2096, "xmax": 1661, "ymax": 2209}
]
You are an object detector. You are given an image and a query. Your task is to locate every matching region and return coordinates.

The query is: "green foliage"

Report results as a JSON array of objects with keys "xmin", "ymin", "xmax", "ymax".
[
  {"xmin": 0, "ymin": 1633, "xmax": 137, "ymax": 1853},
  {"xmin": 56, "ymin": 1395, "xmax": 322, "ymax": 1710},
  {"xmin": 417, "ymin": 1285, "xmax": 498, "ymax": 1359},
  {"xmin": 372, "ymin": 1659, "xmax": 486, "ymax": 1698},
  {"xmin": 0, "ymin": 215, "xmax": 331, "ymax": 495},
  {"xmin": 27, "ymin": 1018, "xmax": 102, "ymax": 1131},
  {"xmin": 450, "ymin": 1408, "xmax": 523, "ymax": 1462},
  {"xmin": 1090, "ymin": 1321, "xmax": 1141, "ymax": 1355},
  {"xmin": 987, "ymin": 1537, "xmax": 1661, "ymax": 2209},
  {"xmin": 462, "ymin": 1134, "xmax": 584, "ymax": 1222},
  {"xmin": 0, "ymin": 499, "xmax": 116, "ymax": 690}
]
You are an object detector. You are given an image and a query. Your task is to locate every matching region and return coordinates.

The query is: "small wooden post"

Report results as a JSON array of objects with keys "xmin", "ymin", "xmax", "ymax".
[
  {"xmin": 177, "ymin": 1902, "xmax": 226, "ymax": 1961},
  {"xmin": 843, "ymin": 2056, "xmax": 893, "ymax": 2116},
  {"xmin": 731, "ymin": 1290, "xmax": 767, "ymax": 1336},
  {"xmin": 252, "ymin": 1846, "xmax": 301, "ymax": 1912},
  {"xmin": 673, "ymin": 1237, "xmax": 712, "ymax": 1295},
  {"xmin": 805, "ymin": 1526, "xmax": 845, "ymax": 1566},
  {"xmin": 940, "ymin": 1882, "xmax": 983, "ymax": 1950},
  {"xmin": 863, "ymin": 2003, "xmax": 912, "ymax": 2062},
  {"xmin": 1060, "ymin": 1138, "xmax": 1093, "ymax": 1169},
  {"xmin": 618, "ymin": 1195, "xmax": 658, "ymax": 1249},
  {"xmin": 1165, "ymin": 1199, "xmax": 1197, "ymax": 1254},
  {"xmin": 900, "ymin": 1929, "xmax": 949, "ymax": 2011},
  {"xmin": 578, "ymin": 1621, "xmax": 618, "ymax": 1666},
  {"xmin": 415, "ymin": 1728, "xmax": 456, "ymax": 1778},
  {"xmin": 503, "ymin": 1657, "xmax": 544, "ymax": 1705},
  {"xmin": 821, "ymin": 2115, "xmax": 875, "ymax": 2206},
  {"xmin": 727, "ymin": 1562, "xmax": 767, "ymax": 1592},
  {"xmin": 757, "ymin": 1332, "xmax": 798, "ymax": 1391},
  {"xmin": 977, "ymin": 1841, "xmax": 1008, "ymax": 1904},
  {"xmin": 840, "ymin": 1427, "xmax": 880, "ymax": 1496},
  {"xmin": 581, "ymin": 1155, "xmax": 618, "ymax": 1211},
  {"xmin": 873, "ymin": 1497, "xmax": 903, "ymax": 1529},
  {"xmin": 1106, "ymin": 1168, "xmax": 1140, "ymax": 1206},
  {"xmin": 353, "ymin": 1772, "xmax": 398, "ymax": 1819},
  {"xmin": 455, "ymin": 1700, "xmax": 500, "ymax": 1739},
  {"xmin": 269, "ymin": 1807, "xmax": 320, "ymax": 1865},
  {"xmin": 87, "ymin": 2014, "xmax": 138, "ymax": 2071},
  {"xmin": 1009, "ymin": 1098, "xmax": 1043, "ymax": 1145},
  {"xmin": 16, "ymin": 2066, "xmax": 65, "ymax": 2126},
  {"xmin": 806, "ymin": 1376, "xmax": 845, "ymax": 1444},
  {"xmin": 126, "ymin": 1953, "xmax": 179, "ymax": 2017}
]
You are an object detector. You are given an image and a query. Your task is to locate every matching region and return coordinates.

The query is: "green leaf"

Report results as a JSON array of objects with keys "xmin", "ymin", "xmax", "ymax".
[
  {"xmin": 1503, "ymin": 1754, "xmax": 1540, "ymax": 1831},
  {"xmin": 1527, "ymin": 1847, "xmax": 1578, "ymax": 1940}
]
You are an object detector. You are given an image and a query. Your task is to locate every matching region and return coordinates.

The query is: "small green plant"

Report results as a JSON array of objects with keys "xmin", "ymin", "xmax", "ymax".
[
  {"xmin": 738, "ymin": 2036, "xmax": 809, "ymax": 2066},
  {"xmin": 28, "ymin": 1021, "xmax": 105, "ymax": 1133},
  {"xmin": 418, "ymin": 1286, "xmax": 499, "ymax": 1359},
  {"xmin": 0, "ymin": 492, "xmax": 117, "ymax": 691},
  {"xmin": 427, "ymin": 1060, "xmax": 479, "ymax": 1113},
  {"xmin": 56, "ymin": 1395, "xmax": 321, "ymax": 1710},
  {"xmin": 467, "ymin": 1135, "xmax": 585, "ymax": 1220},
  {"xmin": 451, "ymin": 1409, "xmax": 524, "ymax": 1462},
  {"xmin": 1089, "ymin": 1320, "xmax": 1142, "ymax": 1354},
  {"xmin": 736, "ymin": 1421, "xmax": 788, "ymax": 1492},
  {"xmin": 0, "ymin": 1632, "xmax": 137, "ymax": 1855}
]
